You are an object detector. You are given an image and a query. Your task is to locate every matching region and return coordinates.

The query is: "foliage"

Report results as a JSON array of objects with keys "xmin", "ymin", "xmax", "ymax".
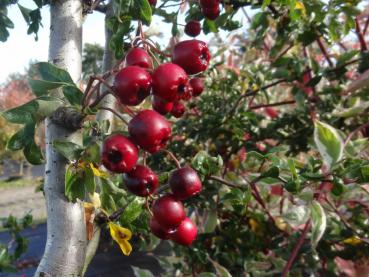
[
  {"xmin": 0, "ymin": 214, "xmax": 33, "ymax": 272},
  {"xmin": 2, "ymin": 0, "xmax": 369, "ymax": 276}
]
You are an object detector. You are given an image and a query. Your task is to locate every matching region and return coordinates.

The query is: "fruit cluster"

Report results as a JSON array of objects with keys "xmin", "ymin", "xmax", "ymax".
[{"xmin": 100, "ymin": 39, "xmax": 211, "ymax": 246}]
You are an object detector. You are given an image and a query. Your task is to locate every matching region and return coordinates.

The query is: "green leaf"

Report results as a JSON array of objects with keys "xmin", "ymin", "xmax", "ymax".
[
  {"xmin": 23, "ymin": 140, "xmax": 44, "ymax": 165},
  {"xmin": 136, "ymin": 0, "xmax": 152, "ymax": 26},
  {"xmin": 35, "ymin": 62, "xmax": 74, "ymax": 84},
  {"xmin": 120, "ymin": 199, "xmax": 144, "ymax": 224},
  {"xmin": 209, "ymin": 259, "xmax": 232, "ymax": 277},
  {"xmin": 260, "ymin": 166, "xmax": 279, "ymax": 179},
  {"xmin": 7, "ymin": 123, "xmax": 35, "ymax": 151},
  {"xmin": 65, "ymin": 166, "xmax": 85, "ymax": 202},
  {"xmin": 204, "ymin": 210, "xmax": 217, "ymax": 233},
  {"xmin": 52, "ymin": 140, "xmax": 83, "ymax": 161},
  {"xmin": 82, "ymin": 142, "xmax": 101, "ymax": 164},
  {"xmin": 84, "ymin": 166, "xmax": 96, "ymax": 194},
  {"xmin": 192, "ymin": 151, "xmax": 223, "ymax": 177},
  {"xmin": 2, "ymin": 97, "xmax": 64, "ymax": 124},
  {"xmin": 18, "ymin": 4, "xmax": 31, "ymax": 24},
  {"xmin": 2, "ymin": 101, "xmax": 38, "ymax": 124},
  {"xmin": 28, "ymin": 78, "xmax": 65, "ymax": 96},
  {"xmin": 314, "ymin": 120, "xmax": 344, "ymax": 169},
  {"xmin": 310, "ymin": 201, "xmax": 326, "ymax": 249},
  {"xmin": 63, "ymin": 85, "xmax": 84, "ymax": 106}
]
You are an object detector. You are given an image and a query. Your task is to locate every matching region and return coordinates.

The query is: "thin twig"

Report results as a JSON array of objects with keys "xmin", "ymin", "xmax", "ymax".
[
  {"xmin": 98, "ymin": 107, "xmax": 129, "ymax": 125},
  {"xmin": 162, "ymin": 149, "xmax": 181, "ymax": 169},
  {"xmin": 208, "ymin": 175, "xmax": 244, "ymax": 189},
  {"xmin": 316, "ymin": 37, "xmax": 334, "ymax": 67},
  {"xmin": 343, "ymin": 122, "xmax": 369, "ymax": 147}
]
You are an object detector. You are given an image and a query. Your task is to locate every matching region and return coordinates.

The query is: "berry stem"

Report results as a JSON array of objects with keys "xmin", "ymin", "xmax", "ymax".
[
  {"xmin": 208, "ymin": 175, "xmax": 243, "ymax": 189},
  {"xmin": 98, "ymin": 107, "xmax": 129, "ymax": 125},
  {"xmin": 162, "ymin": 149, "xmax": 181, "ymax": 169},
  {"xmin": 145, "ymin": 196, "xmax": 153, "ymax": 216}
]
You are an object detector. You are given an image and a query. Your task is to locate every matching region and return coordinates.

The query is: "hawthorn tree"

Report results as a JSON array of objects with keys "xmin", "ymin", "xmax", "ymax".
[{"xmin": 2, "ymin": 0, "xmax": 369, "ymax": 276}]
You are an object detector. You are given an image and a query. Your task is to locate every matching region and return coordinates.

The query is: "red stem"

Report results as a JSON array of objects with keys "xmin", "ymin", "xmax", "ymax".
[
  {"xmin": 355, "ymin": 17, "xmax": 368, "ymax": 51},
  {"xmin": 316, "ymin": 37, "xmax": 334, "ymax": 67}
]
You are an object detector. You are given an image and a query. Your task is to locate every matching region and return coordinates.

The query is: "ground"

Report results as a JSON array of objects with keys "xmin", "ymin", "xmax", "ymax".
[{"xmin": 0, "ymin": 179, "xmax": 46, "ymax": 221}]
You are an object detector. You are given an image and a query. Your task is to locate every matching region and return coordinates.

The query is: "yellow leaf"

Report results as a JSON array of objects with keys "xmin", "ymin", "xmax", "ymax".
[
  {"xmin": 89, "ymin": 192, "xmax": 101, "ymax": 209},
  {"xmin": 295, "ymin": 1, "xmax": 305, "ymax": 10},
  {"xmin": 109, "ymin": 222, "xmax": 132, "ymax": 256},
  {"xmin": 249, "ymin": 218, "xmax": 261, "ymax": 234},
  {"xmin": 90, "ymin": 163, "xmax": 109, "ymax": 178},
  {"xmin": 343, "ymin": 236, "xmax": 363, "ymax": 246}
]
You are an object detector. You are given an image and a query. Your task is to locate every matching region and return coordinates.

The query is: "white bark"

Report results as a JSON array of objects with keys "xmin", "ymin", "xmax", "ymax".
[
  {"xmin": 82, "ymin": 2, "xmax": 117, "ymax": 273},
  {"xmin": 95, "ymin": 1, "xmax": 117, "ymax": 129},
  {"xmin": 35, "ymin": 1, "xmax": 86, "ymax": 276}
]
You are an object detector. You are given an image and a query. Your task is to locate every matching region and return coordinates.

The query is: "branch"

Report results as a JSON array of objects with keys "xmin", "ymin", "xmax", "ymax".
[
  {"xmin": 343, "ymin": 121, "xmax": 369, "ymax": 147},
  {"xmin": 355, "ymin": 17, "xmax": 368, "ymax": 51},
  {"xmin": 249, "ymin": 100, "xmax": 296, "ymax": 110},
  {"xmin": 316, "ymin": 37, "xmax": 334, "ymax": 67},
  {"xmin": 208, "ymin": 175, "xmax": 244, "ymax": 189}
]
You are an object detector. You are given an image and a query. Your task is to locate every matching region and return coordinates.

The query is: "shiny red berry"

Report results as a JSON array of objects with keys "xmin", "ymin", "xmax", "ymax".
[
  {"xmin": 125, "ymin": 48, "xmax": 153, "ymax": 69},
  {"xmin": 170, "ymin": 217, "xmax": 197, "ymax": 246},
  {"xmin": 202, "ymin": 5, "xmax": 220, "ymax": 20},
  {"xmin": 172, "ymin": 40, "xmax": 211, "ymax": 75},
  {"xmin": 124, "ymin": 165, "xmax": 158, "ymax": 197},
  {"xmin": 114, "ymin": 66, "xmax": 152, "ymax": 106},
  {"xmin": 200, "ymin": 0, "xmax": 219, "ymax": 7},
  {"xmin": 152, "ymin": 63, "xmax": 190, "ymax": 102},
  {"xmin": 149, "ymin": 217, "xmax": 171, "ymax": 240},
  {"xmin": 152, "ymin": 96, "xmax": 174, "ymax": 115},
  {"xmin": 169, "ymin": 167, "xmax": 202, "ymax": 200},
  {"xmin": 152, "ymin": 194, "xmax": 185, "ymax": 229},
  {"xmin": 128, "ymin": 109, "xmax": 172, "ymax": 153},
  {"xmin": 148, "ymin": 0, "xmax": 157, "ymax": 6},
  {"xmin": 101, "ymin": 134, "xmax": 138, "ymax": 173},
  {"xmin": 190, "ymin": 78, "xmax": 204, "ymax": 97},
  {"xmin": 184, "ymin": 20, "xmax": 201, "ymax": 37},
  {"xmin": 170, "ymin": 102, "xmax": 185, "ymax": 118}
]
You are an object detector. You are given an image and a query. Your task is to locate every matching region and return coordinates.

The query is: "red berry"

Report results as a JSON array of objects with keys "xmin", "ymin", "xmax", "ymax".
[
  {"xmin": 172, "ymin": 40, "xmax": 211, "ymax": 75},
  {"xmin": 170, "ymin": 102, "xmax": 186, "ymax": 118},
  {"xmin": 200, "ymin": 0, "xmax": 219, "ymax": 7},
  {"xmin": 124, "ymin": 165, "xmax": 158, "ymax": 197},
  {"xmin": 170, "ymin": 217, "xmax": 197, "ymax": 246},
  {"xmin": 152, "ymin": 194, "xmax": 186, "ymax": 229},
  {"xmin": 150, "ymin": 217, "xmax": 171, "ymax": 240},
  {"xmin": 152, "ymin": 96, "xmax": 174, "ymax": 115},
  {"xmin": 128, "ymin": 109, "xmax": 172, "ymax": 153},
  {"xmin": 101, "ymin": 134, "xmax": 138, "ymax": 173},
  {"xmin": 184, "ymin": 20, "xmax": 201, "ymax": 37},
  {"xmin": 190, "ymin": 78, "xmax": 204, "ymax": 97},
  {"xmin": 148, "ymin": 0, "xmax": 157, "ymax": 6},
  {"xmin": 152, "ymin": 63, "xmax": 190, "ymax": 102},
  {"xmin": 265, "ymin": 107, "xmax": 279, "ymax": 118},
  {"xmin": 114, "ymin": 66, "xmax": 152, "ymax": 106},
  {"xmin": 125, "ymin": 48, "xmax": 153, "ymax": 69},
  {"xmin": 202, "ymin": 5, "xmax": 220, "ymax": 20},
  {"xmin": 169, "ymin": 167, "xmax": 202, "ymax": 200}
]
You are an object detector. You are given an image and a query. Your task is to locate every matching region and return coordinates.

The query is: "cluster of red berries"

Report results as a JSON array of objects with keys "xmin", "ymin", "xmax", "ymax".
[
  {"xmin": 100, "ymin": 39, "xmax": 211, "ymax": 245},
  {"xmin": 184, "ymin": 1, "xmax": 220, "ymax": 37}
]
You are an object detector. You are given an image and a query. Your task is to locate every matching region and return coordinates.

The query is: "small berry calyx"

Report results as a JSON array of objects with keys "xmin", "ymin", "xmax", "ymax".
[
  {"xmin": 190, "ymin": 78, "xmax": 204, "ymax": 97},
  {"xmin": 170, "ymin": 217, "xmax": 198, "ymax": 246},
  {"xmin": 125, "ymin": 48, "xmax": 153, "ymax": 69},
  {"xmin": 169, "ymin": 167, "xmax": 202, "ymax": 200},
  {"xmin": 152, "ymin": 63, "xmax": 190, "ymax": 102},
  {"xmin": 172, "ymin": 40, "xmax": 211, "ymax": 75},
  {"xmin": 124, "ymin": 165, "xmax": 158, "ymax": 197},
  {"xmin": 113, "ymin": 66, "xmax": 152, "ymax": 106},
  {"xmin": 128, "ymin": 109, "xmax": 172, "ymax": 153},
  {"xmin": 149, "ymin": 217, "xmax": 171, "ymax": 240},
  {"xmin": 184, "ymin": 20, "xmax": 201, "ymax": 37},
  {"xmin": 152, "ymin": 194, "xmax": 186, "ymax": 229},
  {"xmin": 152, "ymin": 96, "xmax": 174, "ymax": 115},
  {"xmin": 170, "ymin": 102, "xmax": 186, "ymax": 118},
  {"xmin": 101, "ymin": 134, "xmax": 138, "ymax": 173}
]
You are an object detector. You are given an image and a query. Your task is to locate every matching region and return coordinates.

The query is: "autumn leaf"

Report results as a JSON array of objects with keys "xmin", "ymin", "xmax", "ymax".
[{"xmin": 109, "ymin": 222, "xmax": 132, "ymax": 256}]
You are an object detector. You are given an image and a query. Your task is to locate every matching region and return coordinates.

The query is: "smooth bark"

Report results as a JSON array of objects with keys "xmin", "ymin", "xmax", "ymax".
[{"xmin": 35, "ymin": 1, "xmax": 86, "ymax": 276}]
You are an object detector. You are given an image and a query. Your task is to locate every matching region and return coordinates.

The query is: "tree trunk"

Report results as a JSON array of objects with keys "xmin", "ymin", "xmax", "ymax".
[
  {"xmin": 82, "ymin": 2, "xmax": 116, "ymax": 273},
  {"xmin": 35, "ymin": 1, "xmax": 86, "ymax": 276},
  {"xmin": 95, "ymin": 1, "xmax": 117, "ymax": 128}
]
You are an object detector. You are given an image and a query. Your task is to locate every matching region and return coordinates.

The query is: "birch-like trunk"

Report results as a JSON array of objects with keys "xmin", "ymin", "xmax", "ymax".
[{"xmin": 35, "ymin": 1, "xmax": 86, "ymax": 276}]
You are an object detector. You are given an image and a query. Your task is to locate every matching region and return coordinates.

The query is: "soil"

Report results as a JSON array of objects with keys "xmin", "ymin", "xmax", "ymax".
[{"xmin": 0, "ymin": 184, "xmax": 46, "ymax": 220}]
